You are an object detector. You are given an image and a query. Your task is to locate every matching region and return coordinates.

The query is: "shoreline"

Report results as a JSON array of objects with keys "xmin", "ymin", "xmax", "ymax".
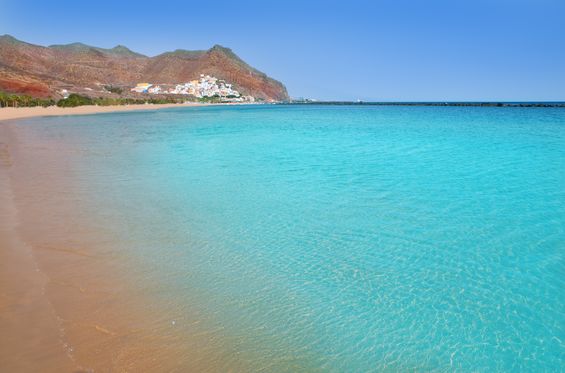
[
  {"xmin": 3, "ymin": 101, "xmax": 559, "ymax": 124},
  {"xmin": 0, "ymin": 119, "xmax": 242, "ymax": 371},
  {"xmin": 0, "ymin": 102, "xmax": 212, "ymax": 122},
  {"xmin": 0, "ymin": 127, "xmax": 76, "ymax": 371},
  {"xmin": 0, "ymin": 122, "xmax": 150, "ymax": 371}
]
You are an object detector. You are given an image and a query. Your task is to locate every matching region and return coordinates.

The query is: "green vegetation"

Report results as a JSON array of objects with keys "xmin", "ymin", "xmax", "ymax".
[
  {"xmin": 198, "ymin": 95, "xmax": 222, "ymax": 103},
  {"xmin": 0, "ymin": 91, "xmax": 215, "ymax": 109},
  {"xmin": 56, "ymin": 93, "xmax": 94, "ymax": 107},
  {"xmin": 92, "ymin": 97, "xmax": 186, "ymax": 106},
  {"xmin": 0, "ymin": 92, "xmax": 55, "ymax": 108},
  {"xmin": 103, "ymin": 85, "xmax": 123, "ymax": 95},
  {"xmin": 56, "ymin": 94, "xmax": 186, "ymax": 107}
]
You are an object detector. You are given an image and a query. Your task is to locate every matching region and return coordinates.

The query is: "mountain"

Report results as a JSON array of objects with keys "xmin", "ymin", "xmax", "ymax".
[
  {"xmin": 48, "ymin": 42, "xmax": 147, "ymax": 58},
  {"xmin": 0, "ymin": 35, "xmax": 289, "ymax": 101}
]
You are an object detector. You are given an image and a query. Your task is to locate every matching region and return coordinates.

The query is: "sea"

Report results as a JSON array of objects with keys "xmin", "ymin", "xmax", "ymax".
[{"xmin": 5, "ymin": 104, "xmax": 565, "ymax": 371}]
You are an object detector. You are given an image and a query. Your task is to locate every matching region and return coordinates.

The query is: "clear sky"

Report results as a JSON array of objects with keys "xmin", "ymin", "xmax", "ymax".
[{"xmin": 2, "ymin": 0, "xmax": 564, "ymax": 101}]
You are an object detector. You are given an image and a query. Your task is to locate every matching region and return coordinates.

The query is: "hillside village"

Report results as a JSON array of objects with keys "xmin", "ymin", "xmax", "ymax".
[{"xmin": 130, "ymin": 74, "xmax": 255, "ymax": 102}]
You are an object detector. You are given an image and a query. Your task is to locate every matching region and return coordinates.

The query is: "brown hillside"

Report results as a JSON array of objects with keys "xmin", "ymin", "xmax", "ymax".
[{"xmin": 0, "ymin": 35, "xmax": 288, "ymax": 101}]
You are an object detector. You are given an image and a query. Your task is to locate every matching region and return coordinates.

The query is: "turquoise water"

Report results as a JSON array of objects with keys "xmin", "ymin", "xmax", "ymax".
[{"xmin": 12, "ymin": 105, "xmax": 565, "ymax": 371}]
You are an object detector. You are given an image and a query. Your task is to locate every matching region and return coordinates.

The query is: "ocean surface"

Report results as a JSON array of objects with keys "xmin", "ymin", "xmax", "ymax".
[{"xmin": 8, "ymin": 105, "xmax": 565, "ymax": 371}]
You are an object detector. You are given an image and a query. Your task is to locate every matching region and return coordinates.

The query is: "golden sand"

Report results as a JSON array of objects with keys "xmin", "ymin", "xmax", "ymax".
[
  {"xmin": 0, "ymin": 124, "xmax": 186, "ymax": 371},
  {"xmin": 0, "ymin": 132, "xmax": 76, "ymax": 371},
  {"xmin": 0, "ymin": 102, "xmax": 209, "ymax": 122},
  {"xmin": 0, "ymin": 117, "xmax": 249, "ymax": 372}
]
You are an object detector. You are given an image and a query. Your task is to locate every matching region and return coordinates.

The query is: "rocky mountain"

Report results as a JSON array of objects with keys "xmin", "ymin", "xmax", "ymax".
[{"xmin": 0, "ymin": 35, "xmax": 289, "ymax": 101}]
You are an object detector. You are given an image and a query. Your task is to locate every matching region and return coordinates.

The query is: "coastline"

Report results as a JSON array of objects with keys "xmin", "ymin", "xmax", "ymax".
[
  {"xmin": 2, "ymin": 105, "xmax": 563, "ymax": 371},
  {"xmin": 0, "ymin": 102, "xmax": 210, "ymax": 122},
  {"xmin": 0, "ymin": 127, "xmax": 76, "ymax": 371},
  {"xmin": 4, "ymin": 101, "xmax": 559, "ymax": 124},
  {"xmin": 0, "ymin": 122, "xmax": 166, "ymax": 371},
  {"xmin": 0, "ymin": 111, "xmax": 247, "ymax": 371}
]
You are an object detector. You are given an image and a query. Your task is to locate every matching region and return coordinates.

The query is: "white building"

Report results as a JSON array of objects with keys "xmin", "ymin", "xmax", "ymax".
[{"xmin": 131, "ymin": 83, "xmax": 152, "ymax": 93}]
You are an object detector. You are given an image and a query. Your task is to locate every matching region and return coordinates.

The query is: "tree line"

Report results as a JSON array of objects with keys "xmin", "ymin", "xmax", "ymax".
[
  {"xmin": 0, "ymin": 92, "xmax": 56, "ymax": 108},
  {"xmin": 0, "ymin": 92, "xmax": 190, "ymax": 108},
  {"xmin": 57, "ymin": 94, "xmax": 188, "ymax": 107}
]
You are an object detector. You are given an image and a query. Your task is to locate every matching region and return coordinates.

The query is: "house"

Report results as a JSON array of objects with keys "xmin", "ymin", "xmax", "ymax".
[{"xmin": 131, "ymin": 83, "xmax": 152, "ymax": 93}]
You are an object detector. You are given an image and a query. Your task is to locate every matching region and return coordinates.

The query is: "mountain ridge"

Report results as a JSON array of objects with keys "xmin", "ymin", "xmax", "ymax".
[
  {"xmin": 48, "ymin": 42, "xmax": 148, "ymax": 58},
  {"xmin": 0, "ymin": 35, "xmax": 288, "ymax": 101}
]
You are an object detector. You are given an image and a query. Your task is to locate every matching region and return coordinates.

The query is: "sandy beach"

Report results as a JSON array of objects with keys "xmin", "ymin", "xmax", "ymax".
[
  {"xmin": 0, "ymin": 102, "xmax": 209, "ymax": 122},
  {"xmin": 0, "ymin": 135, "xmax": 77, "ymax": 371},
  {"xmin": 0, "ymin": 122, "xmax": 215, "ymax": 371},
  {"xmin": 0, "ymin": 107, "xmax": 249, "ymax": 371}
]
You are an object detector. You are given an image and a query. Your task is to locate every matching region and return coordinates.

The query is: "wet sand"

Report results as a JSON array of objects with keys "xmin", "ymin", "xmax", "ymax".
[
  {"xmin": 0, "ymin": 120, "xmax": 247, "ymax": 372},
  {"xmin": 0, "ymin": 138, "xmax": 76, "ymax": 372},
  {"xmin": 0, "ymin": 102, "xmax": 208, "ymax": 122}
]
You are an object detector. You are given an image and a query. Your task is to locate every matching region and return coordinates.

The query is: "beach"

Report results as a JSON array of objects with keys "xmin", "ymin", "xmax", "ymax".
[
  {"xmin": 0, "ymin": 134, "xmax": 77, "ymax": 371},
  {"xmin": 0, "ymin": 102, "xmax": 209, "ymax": 122},
  {"xmin": 1, "ymin": 105, "xmax": 564, "ymax": 371},
  {"xmin": 2, "ymin": 0, "xmax": 562, "ymax": 370},
  {"xmin": 0, "ymin": 120, "xmax": 222, "ymax": 372}
]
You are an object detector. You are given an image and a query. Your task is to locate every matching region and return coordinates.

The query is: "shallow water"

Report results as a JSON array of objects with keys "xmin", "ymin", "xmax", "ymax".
[{"xmin": 6, "ymin": 105, "xmax": 565, "ymax": 371}]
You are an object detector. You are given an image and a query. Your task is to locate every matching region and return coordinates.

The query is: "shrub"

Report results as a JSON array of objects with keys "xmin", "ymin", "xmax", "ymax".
[
  {"xmin": 103, "ymin": 85, "xmax": 123, "ymax": 95},
  {"xmin": 57, "ymin": 94, "xmax": 93, "ymax": 107}
]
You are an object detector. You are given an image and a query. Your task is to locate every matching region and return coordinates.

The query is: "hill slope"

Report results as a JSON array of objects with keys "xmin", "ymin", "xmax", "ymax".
[{"xmin": 0, "ymin": 35, "xmax": 289, "ymax": 101}]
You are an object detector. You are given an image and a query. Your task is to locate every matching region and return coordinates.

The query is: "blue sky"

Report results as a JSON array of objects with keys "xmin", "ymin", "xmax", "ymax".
[{"xmin": 2, "ymin": 0, "xmax": 564, "ymax": 101}]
